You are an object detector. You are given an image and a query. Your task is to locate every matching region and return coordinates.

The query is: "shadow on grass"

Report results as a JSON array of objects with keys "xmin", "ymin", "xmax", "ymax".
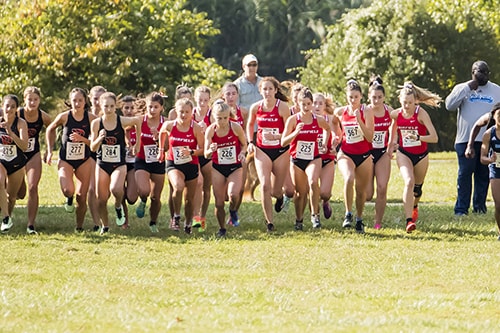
[{"xmin": 3, "ymin": 202, "xmax": 498, "ymax": 243}]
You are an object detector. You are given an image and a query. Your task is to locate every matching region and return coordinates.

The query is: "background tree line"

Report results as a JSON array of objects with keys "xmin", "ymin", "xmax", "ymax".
[{"xmin": 1, "ymin": 0, "xmax": 499, "ymax": 150}]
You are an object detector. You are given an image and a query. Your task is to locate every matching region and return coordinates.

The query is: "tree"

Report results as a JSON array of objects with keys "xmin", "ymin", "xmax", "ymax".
[
  {"xmin": 0, "ymin": 0, "xmax": 234, "ymax": 111},
  {"xmin": 186, "ymin": 0, "xmax": 368, "ymax": 81},
  {"xmin": 298, "ymin": 0, "xmax": 500, "ymax": 150}
]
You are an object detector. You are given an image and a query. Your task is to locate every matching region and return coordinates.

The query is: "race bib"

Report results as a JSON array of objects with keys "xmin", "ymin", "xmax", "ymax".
[
  {"xmin": 26, "ymin": 138, "xmax": 36, "ymax": 153},
  {"xmin": 102, "ymin": 144, "xmax": 120, "ymax": 163},
  {"xmin": 296, "ymin": 140, "xmax": 315, "ymax": 160},
  {"xmin": 372, "ymin": 131, "xmax": 387, "ymax": 149},
  {"xmin": 172, "ymin": 146, "xmax": 192, "ymax": 165},
  {"xmin": 217, "ymin": 146, "xmax": 236, "ymax": 165},
  {"xmin": 0, "ymin": 144, "xmax": 16, "ymax": 162},
  {"xmin": 144, "ymin": 144, "xmax": 159, "ymax": 163},
  {"xmin": 261, "ymin": 128, "xmax": 280, "ymax": 146},
  {"xmin": 495, "ymin": 153, "xmax": 500, "ymax": 168},
  {"xmin": 401, "ymin": 129, "xmax": 421, "ymax": 147},
  {"xmin": 66, "ymin": 142, "xmax": 85, "ymax": 160},
  {"xmin": 125, "ymin": 147, "xmax": 135, "ymax": 164},
  {"xmin": 344, "ymin": 125, "xmax": 363, "ymax": 144}
]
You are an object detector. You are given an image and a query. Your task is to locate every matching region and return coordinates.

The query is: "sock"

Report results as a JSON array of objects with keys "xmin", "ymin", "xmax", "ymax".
[
  {"xmin": 230, "ymin": 210, "xmax": 238, "ymax": 219},
  {"xmin": 356, "ymin": 217, "xmax": 363, "ymax": 223},
  {"xmin": 406, "ymin": 217, "xmax": 413, "ymax": 224},
  {"xmin": 115, "ymin": 206, "xmax": 123, "ymax": 218},
  {"xmin": 67, "ymin": 196, "xmax": 74, "ymax": 206},
  {"xmin": 149, "ymin": 221, "xmax": 156, "ymax": 226}
]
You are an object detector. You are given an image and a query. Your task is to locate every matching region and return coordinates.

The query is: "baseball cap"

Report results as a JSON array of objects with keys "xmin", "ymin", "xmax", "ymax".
[{"xmin": 242, "ymin": 54, "xmax": 258, "ymax": 66}]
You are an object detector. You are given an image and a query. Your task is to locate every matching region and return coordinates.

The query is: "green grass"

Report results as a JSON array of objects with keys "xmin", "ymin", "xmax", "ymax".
[{"xmin": 2, "ymin": 151, "xmax": 500, "ymax": 332}]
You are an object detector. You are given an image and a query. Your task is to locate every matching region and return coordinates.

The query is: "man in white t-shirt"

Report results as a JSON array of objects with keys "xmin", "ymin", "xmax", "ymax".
[{"xmin": 446, "ymin": 61, "xmax": 500, "ymax": 216}]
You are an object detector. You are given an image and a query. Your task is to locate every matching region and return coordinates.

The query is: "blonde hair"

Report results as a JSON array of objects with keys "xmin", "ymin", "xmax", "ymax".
[
  {"xmin": 194, "ymin": 85, "xmax": 211, "ymax": 99},
  {"xmin": 313, "ymin": 92, "xmax": 335, "ymax": 115},
  {"xmin": 399, "ymin": 81, "xmax": 442, "ymax": 108},
  {"xmin": 212, "ymin": 99, "xmax": 231, "ymax": 115}
]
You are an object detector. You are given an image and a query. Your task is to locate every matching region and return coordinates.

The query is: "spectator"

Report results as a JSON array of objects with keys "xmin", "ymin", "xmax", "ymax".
[
  {"xmin": 234, "ymin": 54, "xmax": 263, "ymax": 111},
  {"xmin": 446, "ymin": 61, "xmax": 500, "ymax": 216}
]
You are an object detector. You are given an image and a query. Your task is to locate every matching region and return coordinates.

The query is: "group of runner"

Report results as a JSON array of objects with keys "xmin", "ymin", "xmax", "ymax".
[{"xmin": 0, "ymin": 74, "xmax": 446, "ymax": 237}]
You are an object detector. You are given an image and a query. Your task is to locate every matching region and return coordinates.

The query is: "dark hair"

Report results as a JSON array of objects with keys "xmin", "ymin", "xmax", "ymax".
[
  {"xmin": 120, "ymin": 95, "xmax": 136, "ymax": 103},
  {"xmin": 3, "ymin": 94, "xmax": 20, "ymax": 108},
  {"xmin": 259, "ymin": 77, "xmax": 289, "ymax": 102},
  {"xmin": 298, "ymin": 87, "xmax": 313, "ymax": 102},
  {"xmin": 175, "ymin": 84, "xmax": 193, "ymax": 101},
  {"xmin": 368, "ymin": 76, "xmax": 385, "ymax": 95},
  {"xmin": 146, "ymin": 92, "xmax": 164, "ymax": 106},
  {"xmin": 346, "ymin": 79, "xmax": 362, "ymax": 94},
  {"xmin": 487, "ymin": 102, "xmax": 500, "ymax": 129},
  {"xmin": 68, "ymin": 87, "xmax": 90, "ymax": 111}
]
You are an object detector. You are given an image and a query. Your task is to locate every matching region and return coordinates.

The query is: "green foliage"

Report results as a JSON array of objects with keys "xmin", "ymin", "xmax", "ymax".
[
  {"xmin": 0, "ymin": 0, "xmax": 233, "ymax": 111},
  {"xmin": 299, "ymin": 0, "xmax": 500, "ymax": 150},
  {"xmin": 186, "ymin": 0, "xmax": 368, "ymax": 80}
]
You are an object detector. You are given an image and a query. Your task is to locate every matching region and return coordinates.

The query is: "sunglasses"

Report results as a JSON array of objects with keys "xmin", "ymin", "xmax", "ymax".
[{"xmin": 246, "ymin": 63, "xmax": 258, "ymax": 67}]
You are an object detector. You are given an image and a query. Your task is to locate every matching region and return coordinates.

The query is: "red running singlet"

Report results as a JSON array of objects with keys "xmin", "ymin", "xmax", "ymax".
[
  {"xmin": 340, "ymin": 105, "xmax": 371, "ymax": 155},
  {"xmin": 136, "ymin": 115, "xmax": 164, "ymax": 163},
  {"xmin": 396, "ymin": 106, "xmax": 428, "ymax": 155},
  {"xmin": 372, "ymin": 105, "xmax": 391, "ymax": 149},
  {"xmin": 211, "ymin": 123, "xmax": 241, "ymax": 165},
  {"xmin": 256, "ymin": 100, "xmax": 285, "ymax": 149},
  {"xmin": 290, "ymin": 114, "xmax": 322, "ymax": 160},
  {"xmin": 167, "ymin": 120, "xmax": 199, "ymax": 165}
]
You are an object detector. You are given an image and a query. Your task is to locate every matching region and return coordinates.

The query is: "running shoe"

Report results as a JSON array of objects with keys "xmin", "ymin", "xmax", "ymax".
[
  {"xmin": 184, "ymin": 222, "xmax": 192, "ymax": 234},
  {"xmin": 136, "ymin": 200, "xmax": 146, "ymax": 218},
  {"xmin": 406, "ymin": 221, "xmax": 416, "ymax": 233},
  {"xmin": 216, "ymin": 228, "xmax": 227, "ymax": 238},
  {"xmin": 1, "ymin": 217, "xmax": 13, "ymax": 232},
  {"xmin": 115, "ymin": 205, "xmax": 126, "ymax": 226},
  {"xmin": 355, "ymin": 219, "xmax": 365, "ymax": 234},
  {"xmin": 64, "ymin": 202, "xmax": 75, "ymax": 213},
  {"xmin": 192, "ymin": 216, "xmax": 202, "ymax": 228},
  {"xmin": 198, "ymin": 217, "xmax": 206, "ymax": 233},
  {"xmin": 227, "ymin": 211, "xmax": 240, "ymax": 227},
  {"xmin": 323, "ymin": 200, "xmax": 332, "ymax": 219},
  {"xmin": 266, "ymin": 222, "xmax": 275, "ymax": 232},
  {"xmin": 274, "ymin": 196, "xmax": 284, "ymax": 213},
  {"xmin": 100, "ymin": 226, "xmax": 109, "ymax": 235},
  {"xmin": 342, "ymin": 213, "xmax": 353, "ymax": 228},
  {"xmin": 26, "ymin": 225, "xmax": 38, "ymax": 235},
  {"xmin": 92, "ymin": 225, "xmax": 100, "ymax": 232},
  {"xmin": 75, "ymin": 227, "xmax": 84, "ymax": 233},
  {"xmin": 170, "ymin": 216, "xmax": 181, "ymax": 231},
  {"xmin": 412, "ymin": 206, "xmax": 419, "ymax": 222},
  {"xmin": 282, "ymin": 195, "xmax": 291, "ymax": 213},
  {"xmin": 149, "ymin": 222, "xmax": 159, "ymax": 233},
  {"xmin": 498, "ymin": 235, "xmax": 500, "ymax": 241},
  {"xmin": 294, "ymin": 220, "xmax": 303, "ymax": 231},
  {"xmin": 374, "ymin": 223, "xmax": 382, "ymax": 230},
  {"xmin": 312, "ymin": 215, "xmax": 321, "ymax": 229}
]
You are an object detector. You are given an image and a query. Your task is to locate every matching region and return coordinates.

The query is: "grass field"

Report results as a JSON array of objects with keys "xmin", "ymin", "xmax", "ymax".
[{"xmin": 2, "ymin": 152, "xmax": 500, "ymax": 332}]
